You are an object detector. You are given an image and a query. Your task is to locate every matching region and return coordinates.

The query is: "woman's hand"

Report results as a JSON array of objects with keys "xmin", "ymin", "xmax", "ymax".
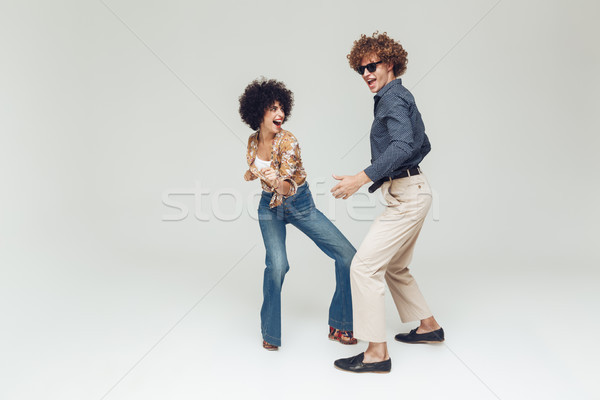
[
  {"xmin": 244, "ymin": 170, "xmax": 257, "ymax": 181},
  {"xmin": 260, "ymin": 167, "xmax": 280, "ymax": 188}
]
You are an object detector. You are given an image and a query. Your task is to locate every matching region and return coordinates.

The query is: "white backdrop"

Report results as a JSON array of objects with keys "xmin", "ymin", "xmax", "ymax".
[{"xmin": 1, "ymin": 1, "xmax": 599, "ymax": 399}]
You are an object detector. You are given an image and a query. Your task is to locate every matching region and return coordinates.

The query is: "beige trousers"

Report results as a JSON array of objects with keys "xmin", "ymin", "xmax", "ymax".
[{"xmin": 351, "ymin": 172, "xmax": 433, "ymax": 343}]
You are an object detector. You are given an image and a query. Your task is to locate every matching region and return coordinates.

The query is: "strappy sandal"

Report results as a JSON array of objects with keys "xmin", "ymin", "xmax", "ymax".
[
  {"xmin": 328, "ymin": 326, "xmax": 358, "ymax": 345},
  {"xmin": 262, "ymin": 340, "xmax": 279, "ymax": 351}
]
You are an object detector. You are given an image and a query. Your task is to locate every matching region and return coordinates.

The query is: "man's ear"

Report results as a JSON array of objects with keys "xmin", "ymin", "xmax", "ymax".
[{"xmin": 386, "ymin": 63, "xmax": 394, "ymax": 72}]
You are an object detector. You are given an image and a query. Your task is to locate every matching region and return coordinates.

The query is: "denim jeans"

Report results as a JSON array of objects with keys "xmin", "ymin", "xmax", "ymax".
[{"xmin": 258, "ymin": 183, "xmax": 355, "ymax": 346}]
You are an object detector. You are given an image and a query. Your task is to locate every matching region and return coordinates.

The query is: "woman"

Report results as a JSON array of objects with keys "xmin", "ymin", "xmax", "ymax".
[{"xmin": 239, "ymin": 78, "xmax": 356, "ymax": 350}]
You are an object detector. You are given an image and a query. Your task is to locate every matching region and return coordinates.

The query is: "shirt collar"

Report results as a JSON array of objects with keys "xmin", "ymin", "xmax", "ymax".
[{"xmin": 374, "ymin": 78, "xmax": 402, "ymax": 101}]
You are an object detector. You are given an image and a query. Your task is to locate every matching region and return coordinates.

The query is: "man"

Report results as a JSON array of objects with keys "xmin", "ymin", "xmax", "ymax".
[{"xmin": 331, "ymin": 32, "xmax": 444, "ymax": 374}]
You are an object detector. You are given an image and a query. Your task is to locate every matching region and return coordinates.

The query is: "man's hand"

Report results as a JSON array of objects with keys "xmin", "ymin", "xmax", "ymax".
[{"xmin": 331, "ymin": 171, "xmax": 371, "ymax": 199}]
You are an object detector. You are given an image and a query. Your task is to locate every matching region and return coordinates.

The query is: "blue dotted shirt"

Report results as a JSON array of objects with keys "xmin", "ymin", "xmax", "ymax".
[{"xmin": 364, "ymin": 79, "xmax": 431, "ymax": 193}]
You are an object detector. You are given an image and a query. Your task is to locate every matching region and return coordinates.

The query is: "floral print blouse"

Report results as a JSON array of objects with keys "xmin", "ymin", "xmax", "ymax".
[{"xmin": 245, "ymin": 130, "xmax": 307, "ymax": 208}]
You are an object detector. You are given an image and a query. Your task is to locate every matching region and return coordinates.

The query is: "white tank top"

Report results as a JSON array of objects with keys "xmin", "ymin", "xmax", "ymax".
[{"xmin": 254, "ymin": 156, "xmax": 271, "ymax": 171}]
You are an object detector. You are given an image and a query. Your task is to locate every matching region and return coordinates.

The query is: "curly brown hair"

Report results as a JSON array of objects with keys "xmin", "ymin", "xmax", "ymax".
[
  {"xmin": 347, "ymin": 32, "xmax": 408, "ymax": 77},
  {"xmin": 238, "ymin": 78, "xmax": 294, "ymax": 131}
]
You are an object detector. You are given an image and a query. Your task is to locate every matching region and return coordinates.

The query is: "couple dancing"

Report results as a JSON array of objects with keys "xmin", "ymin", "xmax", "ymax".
[{"xmin": 239, "ymin": 32, "xmax": 444, "ymax": 373}]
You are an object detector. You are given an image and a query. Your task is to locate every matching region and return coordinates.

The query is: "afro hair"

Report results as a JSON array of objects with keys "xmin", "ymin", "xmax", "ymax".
[{"xmin": 238, "ymin": 78, "xmax": 294, "ymax": 131}]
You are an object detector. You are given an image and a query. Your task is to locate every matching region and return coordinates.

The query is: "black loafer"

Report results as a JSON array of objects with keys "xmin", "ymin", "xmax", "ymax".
[
  {"xmin": 394, "ymin": 327, "xmax": 445, "ymax": 344},
  {"xmin": 334, "ymin": 352, "xmax": 391, "ymax": 373}
]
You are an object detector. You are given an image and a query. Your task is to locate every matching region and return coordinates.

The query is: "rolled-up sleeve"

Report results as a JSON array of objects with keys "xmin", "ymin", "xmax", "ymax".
[{"xmin": 278, "ymin": 136, "xmax": 301, "ymax": 197}]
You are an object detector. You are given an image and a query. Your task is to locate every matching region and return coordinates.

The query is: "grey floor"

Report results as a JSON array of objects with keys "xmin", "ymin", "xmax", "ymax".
[{"xmin": 3, "ymin": 239, "xmax": 597, "ymax": 399}]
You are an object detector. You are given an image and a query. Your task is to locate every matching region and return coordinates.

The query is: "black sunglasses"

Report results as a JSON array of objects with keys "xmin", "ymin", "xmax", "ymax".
[{"xmin": 356, "ymin": 61, "xmax": 382, "ymax": 75}]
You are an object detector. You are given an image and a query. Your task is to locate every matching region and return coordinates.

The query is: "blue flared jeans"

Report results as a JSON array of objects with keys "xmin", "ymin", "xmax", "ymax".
[{"xmin": 258, "ymin": 183, "xmax": 355, "ymax": 346}]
